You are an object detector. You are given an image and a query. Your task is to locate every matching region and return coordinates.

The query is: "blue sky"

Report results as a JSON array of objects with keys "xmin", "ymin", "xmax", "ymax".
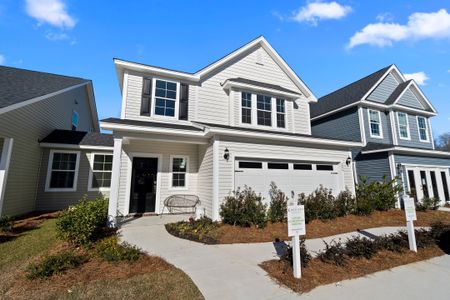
[{"xmin": 1, "ymin": 0, "xmax": 449, "ymax": 136}]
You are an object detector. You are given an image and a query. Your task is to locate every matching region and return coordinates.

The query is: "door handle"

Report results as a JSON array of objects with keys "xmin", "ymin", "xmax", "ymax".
[{"xmin": 235, "ymin": 170, "xmax": 244, "ymax": 173}]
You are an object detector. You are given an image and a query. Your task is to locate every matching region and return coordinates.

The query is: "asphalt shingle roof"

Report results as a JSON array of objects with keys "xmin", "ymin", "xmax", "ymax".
[
  {"xmin": 101, "ymin": 117, "xmax": 204, "ymax": 131},
  {"xmin": 310, "ymin": 66, "xmax": 391, "ymax": 118},
  {"xmin": 40, "ymin": 129, "xmax": 113, "ymax": 147},
  {"xmin": 225, "ymin": 78, "xmax": 301, "ymax": 95},
  {"xmin": 384, "ymin": 80, "xmax": 411, "ymax": 105},
  {"xmin": 0, "ymin": 66, "xmax": 89, "ymax": 109}
]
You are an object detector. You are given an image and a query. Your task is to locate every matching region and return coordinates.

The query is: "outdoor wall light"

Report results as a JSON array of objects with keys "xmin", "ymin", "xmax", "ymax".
[
  {"xmin": 223, "ymin": 148, "xmax": 230, "ymax": 161},
  {"xmin": 346, "ymin": 155, "xmax": 351, "ymax": 166},
  {"xmin": 397, "ymin": 163, "xmax": 402, "ymax": 169}
]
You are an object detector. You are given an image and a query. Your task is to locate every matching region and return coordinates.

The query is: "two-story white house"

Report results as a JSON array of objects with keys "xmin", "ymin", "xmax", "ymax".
[{"xmin": 102, "ymin": 36, "xmax": 361, "ymax": 224}]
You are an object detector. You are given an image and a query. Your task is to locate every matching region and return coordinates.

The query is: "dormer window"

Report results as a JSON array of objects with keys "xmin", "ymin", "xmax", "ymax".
[
  {"xmin": 368, "ymin": 109, "xmax": 383, "ymax": 138},
  {"xmin": 417, "ymin": 116, "xmax": 429, "ymax": 142},
  {"xmin": 397, "ymin": 112, "xmax": 410, "ymax": 140},
  {"xmin": 257, "ymin": 95, "xmax": 272, "ymax": 126},
  {"xmin": 154, "ymin": 79, "xmax": 177, "ymax": 117}
]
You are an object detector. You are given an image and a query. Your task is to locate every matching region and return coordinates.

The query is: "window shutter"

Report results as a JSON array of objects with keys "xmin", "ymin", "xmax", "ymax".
[
  {"xmin": 141, "ymin": 78, "xmax": 152, "ymax": 116},
  {"xmin": 179, "ymin": 83, "xmax": 189, "ymax": 120}
]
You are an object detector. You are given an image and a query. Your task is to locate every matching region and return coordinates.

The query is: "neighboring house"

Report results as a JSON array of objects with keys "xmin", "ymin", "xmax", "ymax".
[
  {"xmin": 0, "ymin": 66, "xmax": 112, "ymax": 216},
  {"xmin": 102, "ymin": 36, "xmax": 362, "ymax": 225},
  {"xmin": 311, "ymin": 64, "xmax": 450, "ymax": 205}
]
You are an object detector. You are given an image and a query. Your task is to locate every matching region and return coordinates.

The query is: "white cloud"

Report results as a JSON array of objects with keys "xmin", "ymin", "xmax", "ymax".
[
  {"xmin": 448, "ymin": 69, "xmax": 450, "ymax": 73},
  {"xmin": 45, "ymin": 31, "xmax": 76, "ymax": 44},
  {"xmin": 293, "ymin": 1, "xmax": 352, "ymax": 25},
  {"xmin": 0, "ymin": 54, "xmax": 5, "ymax": 65},
  {"xmin": 404, "ymin": 72, "xmax": 430, "ymax": 86},
  {"xmin": 25, "ymin": 0, "xmax": 76, "ymax": 29},
  {"xmin": 348, "ymin": 9, "xmax": 450, "ymax": 48},
  {"xmin": 376, "ymin": 12, "xmax": 394, "ymax": 23}
]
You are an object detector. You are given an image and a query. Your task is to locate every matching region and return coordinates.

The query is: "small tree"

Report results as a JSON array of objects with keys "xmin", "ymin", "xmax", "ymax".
[{"xmin": 267, "ymin": 182, "xmax": 288, "ymax": 223}]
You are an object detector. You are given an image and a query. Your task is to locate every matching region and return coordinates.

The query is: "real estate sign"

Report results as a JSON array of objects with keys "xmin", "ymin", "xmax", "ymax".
[
  {"xmin": 287, "ymin": 205, "xmax": 306, "ymax": 237},
  {"xmin": 404, "ymin": 197, "xmax": 417, "ymax": 221}
]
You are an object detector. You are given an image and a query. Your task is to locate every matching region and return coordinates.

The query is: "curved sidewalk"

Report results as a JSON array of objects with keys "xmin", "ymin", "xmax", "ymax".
[{"xmin": 119, "ymin": 215, "xmax": 449, "ymax": 300}]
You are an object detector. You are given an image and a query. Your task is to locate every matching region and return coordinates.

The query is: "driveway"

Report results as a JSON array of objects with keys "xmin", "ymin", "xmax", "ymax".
[{"xmin": 119, "ymin": 215, "xmax": 450, "ymax": 300}]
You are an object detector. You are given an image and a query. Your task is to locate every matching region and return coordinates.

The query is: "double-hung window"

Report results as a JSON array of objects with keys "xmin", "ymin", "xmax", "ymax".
[
  {"xmin": 171, "ymin": 156, "xmax": 188, "ymax": 188},
  {"xmin": 46, "ymin": 151, "xmax": 79, "ymax": 191},
  {"xmin": 241, "ymin": 92, "xmax": 252, "ymax": 124},
  {"xmin": 417, "ymin": 116, "xmax": 429, "ymax": 141},
  {"xmin": 397, "ymin": 112, "xmax": 410, "ymax": 139},
  {"xmin": 257, "ymin": 95, "xmax": 272, "ymax": 126},
  {"xmin": 154, "ymin": 79, "xmax": 177, "ymax": 117},
  {"xmin": 276, "ymin": 98, "xmax": 285, "ymax": 128},
  {"xmin": 71, "ymin": 110, "xmax": 79, "ymax": 131},
  {"xmin": 368, "ymin": 109, "xmax": 382, "ymax": 138},
  {"xmin": 89, "ymin": 154, "xmax": 113, "ymax": 190}
]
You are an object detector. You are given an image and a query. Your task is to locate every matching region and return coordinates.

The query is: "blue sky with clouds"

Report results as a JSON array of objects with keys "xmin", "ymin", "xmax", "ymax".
[{"xmin": 1, "ymin": 0, "xmax": 449, "ymax": 135}]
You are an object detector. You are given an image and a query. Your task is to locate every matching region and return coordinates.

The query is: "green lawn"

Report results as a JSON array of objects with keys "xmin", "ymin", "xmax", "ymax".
[{"xmin": 0, "ymin": 216, "xmax": 203, "ymax": 300}]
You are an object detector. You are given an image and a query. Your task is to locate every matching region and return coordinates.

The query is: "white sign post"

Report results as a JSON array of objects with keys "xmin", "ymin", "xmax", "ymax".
[
  {"xmin": 287, "ymin": 204, "xmax": 306, "ymax": 279},
  {"xmin": 403, "ymin": 197, "xmax": 417, "ymax": 252}
]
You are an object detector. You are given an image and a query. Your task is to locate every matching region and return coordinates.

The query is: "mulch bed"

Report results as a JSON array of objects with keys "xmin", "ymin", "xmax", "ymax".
[
  {"xmin": 260, "ymin": 246, "xmax": 446, "ymax": 294},
  {"xmin": 0, "ymin": 212, "xmax": 59, "ymax": 243},
  {"xmin": 167, "ymin": 210, "xmax": 450, "ymax": 244}
]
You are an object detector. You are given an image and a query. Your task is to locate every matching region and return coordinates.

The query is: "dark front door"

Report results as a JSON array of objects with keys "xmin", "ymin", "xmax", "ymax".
[
  {"xmin": 129, "ymin": 157, "xmax": 158, "ymax": 213},
  {"xmin": 420, "ymin": 171, "xmax": 429, "ymax": 199}
]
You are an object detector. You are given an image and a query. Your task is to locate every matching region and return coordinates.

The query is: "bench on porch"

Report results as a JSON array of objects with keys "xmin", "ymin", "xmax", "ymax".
[{"xmin": 161, "ymin": 194, "xmax": 201, "ymax": 215}]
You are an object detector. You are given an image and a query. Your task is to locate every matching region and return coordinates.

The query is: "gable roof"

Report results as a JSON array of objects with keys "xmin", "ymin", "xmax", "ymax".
[
  {"xmin": 384, "ymin": 80, "xmax": 411, "ymax": 105},
  {"xmin": 114, "ymin": 36, "xmax": 317, "ymax": 102},
  {"xmin": 0, "ymin": 66, "xmax": 89, "ymax": 109},
  {"xmin": 40, "ymin": 129, "xmax": 113, "ymax": 148},
  {"xmin": 310, "ymin": 66, "xmax": 391, "ymax": 118}
]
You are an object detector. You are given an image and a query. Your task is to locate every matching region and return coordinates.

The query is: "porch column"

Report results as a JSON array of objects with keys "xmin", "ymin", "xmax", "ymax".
[
  {"xmin": 0, "ymin": 138, "xmax": 14, "ymax": 215},
  {"xmin": 108, "ymin": 138, "xmax": 123, "ymax": 227},
  {"xmin": 212, "ymin": 137, "xmax": 220, "ymax": 221}
]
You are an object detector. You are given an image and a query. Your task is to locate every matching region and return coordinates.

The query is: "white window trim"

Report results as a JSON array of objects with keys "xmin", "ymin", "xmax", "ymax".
[
  {"xmin": 45, "ymin": 150, "xmax": 80, "ymax": 192},
  {"xmin": 240, "ymin": 91, "xmax": 252, "ymax": 125},
  {"xmin": 238, "ymin": 91, "xmax": 288, "ymax": 131},
  {"xmin": 396, "ymin": 112, "xmax": 410, "ymax": 140},
  {"xmin": 169, "ymin": 155, "xmax": 189, "ymax": 191},
  {"xmin": 417, "ymin": 116, "xmax": 430, "ymax": 142},
  {"xmin": 71, "ymin": 110, "xmax": 79, "ymax": 130},
  {"xmin": 276, "ymin": 98, "xmax": 286, "ymax": 129},
  {"xmin": 88, "ymin": 152, "xmax": 113, "ymax": 192},
  {"xmin": 367, "ymin": 109, "xmax": 383, "ymax": 139},
  {"xmin": 150, "ymin": 77, "xmax": 180, "ymax": 119}
]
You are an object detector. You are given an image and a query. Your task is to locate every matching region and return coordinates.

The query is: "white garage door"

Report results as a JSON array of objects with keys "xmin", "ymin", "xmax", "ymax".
[{"xmin": 234, "ymin": 159, "xmax": 342, "ymax": 203}]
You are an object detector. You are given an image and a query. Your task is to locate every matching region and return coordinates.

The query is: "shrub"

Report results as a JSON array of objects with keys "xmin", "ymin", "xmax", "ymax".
[
  {"xmin": 281, "ymin": 239, "xmax": 311, "ymax": 268},
  {"xmin": 334, "ymin": 189, "xmax": 356, "ymax": 217},
  {"xmin": 0, "ymin": 215, "xmax": 14, "ymax": 232},
  {"xmin": 56, "ymin": 196, "xmax": 108, "ymax": 246},
  {"xmin": 416, "ymin": 197, "xmax": 440, "ymax": 211},
  {"xmin": 26, "ymin": 251, "xmax": 84, "ymax": 279},
  {"xmin": 374, "ymin": 233, "xmax": 408, "ymax": 252},
  {"xmin": 220, "ymin": 186, "xmax": 267, "ymax": 228},
  {"xmin": 317, "ymin": 240, "xmax": 346, "ymax": 266},
  {"xmin": 355, "ymin": 176, "xmax": 403, "ymax": 214},
  {"xmin": 299, "ymin": 186, "xmax": 337, "ymax": 223},
  {"xmin": 267, "ymin": 182, "xmax": 288, "ymax": 223},
  {"xmin": 96, "ymin": 236, "xmax": 141, "ymax": 262},
  {"xmin": 430, "ymin": 223, "xmax": 450, "ymax": 253},
  {"xmin": 345, "ymin": 236, "xmax": 378, "ymax": 259},
  {"xmin": 165, "ymin": 217, "xmax": 219, "ymax": 244}
]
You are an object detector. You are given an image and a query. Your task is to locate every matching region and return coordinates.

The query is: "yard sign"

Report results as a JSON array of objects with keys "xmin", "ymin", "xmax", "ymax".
[
  {"xmin": 287, "ymin": 204, "xmax": 306, "ymax": 279},
  {"xmin": 403, "ymin": 197, "xmax": 417, "ymax": 252}
]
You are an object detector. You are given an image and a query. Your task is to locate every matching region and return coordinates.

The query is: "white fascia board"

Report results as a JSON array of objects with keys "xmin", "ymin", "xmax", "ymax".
[
  {"xmin": 222, "ymin": 80, "xmax": 302, "ymax": 100},
  {"xmin": 85, "ymin": 82, "xmax": 100, "ymax": 132},
  {"xmin": 361, "ymin": 65, "xmax": 395, "ymax": 100},
  {"xmin": 391, "ymin": 104, "xmax": 437, "ymax": 116},
  {"xmin": 100, "ymin": 122, "xmax": 207, "ymax": 137},
  {"xmin": 0, "ymin": 82, "xmax": 90, "ymax": 116},
  {"xmin": 408, "ymin": 81, "xmax": 437, "ymax": 114},
  {"xmin": 207, "ymin": 127, "xmax": 362, "ymax": 148},
  {"xmin": 40, "ymin": 143, "xmax": 113, "ymax": 151},
  {"xmin": 362, "ymin": 146, "xmax": 450, "ymax": 157}
]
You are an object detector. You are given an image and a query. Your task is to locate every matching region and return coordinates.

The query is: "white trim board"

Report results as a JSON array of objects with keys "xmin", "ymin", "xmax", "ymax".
[
  {"xmin": 87, "ymin": 152, "xmax": 114, "ymax": 192},
  {"xmin": 45, "ymin": 149, "xmax": 81, "ymax": 192},
  {"xmin": 40, "ymin": 143, "xmax": 113, "ymax": 151},
  {"xmin": 362, "ymin": 146, "xmax": 450, "ymax": 157}
]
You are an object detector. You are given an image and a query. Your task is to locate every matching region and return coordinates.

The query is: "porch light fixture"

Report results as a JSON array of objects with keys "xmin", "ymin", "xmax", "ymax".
[
  {"xmin": 346, "ymin": 155, "xmax": 351, "ymax": 166},
  {"xmin": 397, "ymin": 163, "xmax": 402, "ymax": 169},
  {"xmin": 223, "ymin": 148, "xmax": 230, "ymax": 161}
]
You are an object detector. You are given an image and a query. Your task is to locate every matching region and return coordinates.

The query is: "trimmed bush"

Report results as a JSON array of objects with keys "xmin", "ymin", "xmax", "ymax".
[
  {"xmin": 56, "ymin": 196, "xmax": 108, "ymax": 246},
  {"xmin": 165, "ymin": 217, "xmax": 219, "ymax": 244},
  {"xmin": 299, "ymin": 186, "xmax": 337, "ymax": 223},
  {"xmin": 345, "ymin": 236, "xmax": 378, "ymax": 259},
  {"xmin": 268, "ymin": 182, "xmax": 288, "ymax": 223},
  {"xmin": 355, "ymin": 176, "xmax": 403, "ymax": 214},
  {"xmin": 220, "ymin": 186, "xmax": 267, "ymax": 228},
  {"xmin": 317, "ymin": 240, "xmax": 346, "ymax": 266},
  {"xmin": 96, "ymin": 236, "xmax": 141, "ymax": 262},
  {"xmin": 0, "ymin": 215, "xmax": 14, "ymax": 232},
  {"xmin": 281, "ymin": 239, "xmax": 311, "ymax": 268},
  {"xmin": 374, "ymin": 233, "xmax": 408, "ymax": 252},
  {"xmin": 334, "ymin": 189, "xmax": 356, "ymax": 217},
  {"xmin": 26, "ymin": 251, "xmax": 84, "ymax": 279},
  {"xmin": 416, "ymin": 197, "xmax": 440, "ymax": 211}
]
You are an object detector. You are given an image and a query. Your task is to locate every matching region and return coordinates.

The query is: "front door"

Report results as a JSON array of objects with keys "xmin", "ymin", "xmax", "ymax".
[{"xmin": 129, "ymin": 157, "xmax": 158, "ymax": 213}]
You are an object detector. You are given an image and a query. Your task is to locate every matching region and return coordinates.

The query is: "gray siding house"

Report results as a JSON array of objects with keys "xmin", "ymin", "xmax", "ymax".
[
  {"xmin": 311, "ymin": 65, "xmax": 450, "ymax": 205},
  {"xmin": 0, "ymin": 66, "xmax": 112, "ymax": 216}
]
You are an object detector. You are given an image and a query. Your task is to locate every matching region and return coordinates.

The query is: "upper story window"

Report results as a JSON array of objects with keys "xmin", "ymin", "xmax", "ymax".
[
  {"xmin": 368, "ymin": 109, "xmax": 383, "ymax": 138},
  {"xmin": 71, "ymin": 110, "xmax": 79, "ymax": 131},
  {"xmin": 241, "ymin": 92, "xmax": 252, "ymax": 124},
  {"xmin": 417, "ymin": 116, "xmax": 429, "ymax": 142},
  {"xmin": 155, "ymin": 79, "xmax": 177, "ymax": 117},
  {"xmin": 276, "ymin": 98, "xmax": 285, "ymax": 128},
  {"xmin": 257, "ymin": 95, "xmax": 272, "ymax": 127},
  {"xmin": 397, "ymin": 112, "xmax": 410, "ymax": 140}
]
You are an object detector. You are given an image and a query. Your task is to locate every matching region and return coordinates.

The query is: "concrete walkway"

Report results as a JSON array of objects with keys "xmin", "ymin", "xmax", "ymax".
[{"xmin": 119, "ymin": 215, "xmax": 449, "ymax": 300}]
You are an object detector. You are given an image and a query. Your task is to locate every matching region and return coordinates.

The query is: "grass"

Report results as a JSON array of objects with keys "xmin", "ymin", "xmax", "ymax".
[
  {"xmin": 166, "ymin": 209, "xmax": 450, "ymax": 244},
  {"xmin": 261, "ymin": 246, "xmax": 446, "ymax": 294},
  {"xmin": 0, "ymin": 214, "xmax": 204, "ymax": 300}
]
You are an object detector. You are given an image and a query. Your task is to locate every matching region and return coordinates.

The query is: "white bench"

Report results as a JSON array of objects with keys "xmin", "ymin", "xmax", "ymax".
[{"xmin": 161, "ymin": 195, "xmax": 201, "ymax": 215}]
